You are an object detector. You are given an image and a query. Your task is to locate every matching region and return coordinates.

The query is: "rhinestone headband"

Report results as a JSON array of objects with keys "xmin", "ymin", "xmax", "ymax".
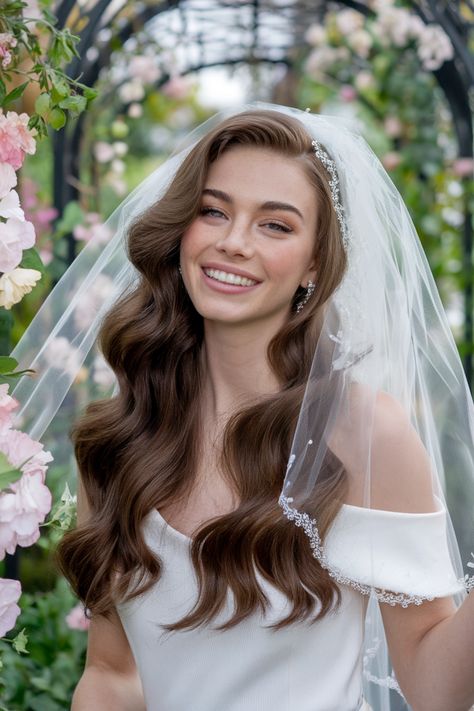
[{"xmin": 311, "ymin": 138, "xmax": 351, "ymax": 248}]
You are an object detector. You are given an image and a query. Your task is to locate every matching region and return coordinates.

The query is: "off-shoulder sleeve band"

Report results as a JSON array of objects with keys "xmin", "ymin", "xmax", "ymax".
[{"xmin": 323, "ymin": 498, "xmax": 464, "ymax": 598}]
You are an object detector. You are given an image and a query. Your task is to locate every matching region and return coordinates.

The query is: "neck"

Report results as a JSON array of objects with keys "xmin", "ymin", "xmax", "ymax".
[{"xmin": 201, "ymin": 314, "xmax": 285, "ymax": 421}]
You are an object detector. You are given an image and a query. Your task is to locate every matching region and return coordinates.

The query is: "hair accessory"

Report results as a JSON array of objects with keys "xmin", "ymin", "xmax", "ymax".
[
  {"xmin": 311, "ymin": 138, "xmax": 351, "ymax": 249},
  {"xmin": 296, "ymin": 279, "xmax": 315, "ymax": 313}
]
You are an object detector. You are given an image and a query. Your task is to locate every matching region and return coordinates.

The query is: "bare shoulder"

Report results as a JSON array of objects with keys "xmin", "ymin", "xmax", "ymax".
[{"xmin": 329, "ymin": 384, "xmax": 437, "ymax": 512}]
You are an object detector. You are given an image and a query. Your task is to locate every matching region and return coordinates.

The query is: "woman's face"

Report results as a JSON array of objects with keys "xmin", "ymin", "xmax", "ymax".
[{"xmin": 180, "ymin": 145, "xmax": 318, "ymax": 328}]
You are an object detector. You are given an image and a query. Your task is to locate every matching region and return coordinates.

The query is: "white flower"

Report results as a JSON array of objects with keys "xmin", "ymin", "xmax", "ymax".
[
  {"xmin": 111, "ymin": 159, "xmax": 125, "ymax": 175},
  {"xmin": 0, "ymin": 218, "xmax": 35, "ymax": 272},
  {"xmin": 349, "ymin": 29, "xmax": 373, "ymax": 58},
  {"xmin": 128, "ymin": 55, "xmax": 161, "ymax": 85},
  {"xmin": 304, "ymin": 24, "xmax": 326, "ymax": 47},
  {"xmin": 335, "ymin": 9, "xmax": 364, "ymax": 36},
  {"xmin": 119, "ymin": 80, "xmax": 145, "ymax": 104},
  {"xmin": 305, "ymin": 47, "xmax": 349, "ymax": 81},
  {"xmin": 43, "ymin": 336, "xmax": 82, "ymax": 377},
  {"xmin": 0, "ymin": 163, "xmax": 17, "ymax": 199},
  {"xmin": 417, "ymin": 25, "xmax": 454, "ymax": 71},
  {"xmin": 0, "ymin": 190, "xmax": 24, "ymax": 221},
  {"xmin": 0, "ymin": 267, "xmax": 41, "ymax": 309},
  {"xmin": 355, "ymin": 71, "xmax": 375, "ymax": 91},
  {"xmin": 128, "ymin": 103, "xmax": 143, "ymax": 119},
  {"xmin": 94, "ymin": 141, "xmax": 115, "ymax": 164},
  {"xmin": 92, "ymin": 353, "xmax": 116, "ymax": 390},
  {"xmin": 113, "ymin": 142, "xmax": 128, "ymax": 157}
]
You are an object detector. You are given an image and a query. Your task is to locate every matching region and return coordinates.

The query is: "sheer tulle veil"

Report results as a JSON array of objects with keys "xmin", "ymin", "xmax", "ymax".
[{"xmin": 10, "ymin": 101, "xmax": 474, "ymax": 710}]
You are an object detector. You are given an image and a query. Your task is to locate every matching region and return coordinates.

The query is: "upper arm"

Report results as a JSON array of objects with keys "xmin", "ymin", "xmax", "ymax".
[{"xmin": 85, "ymin": 607, "xmax": 138, "ymax": 677}]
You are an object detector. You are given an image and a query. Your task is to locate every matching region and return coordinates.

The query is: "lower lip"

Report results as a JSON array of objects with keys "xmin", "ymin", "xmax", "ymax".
[{"xmin": 201, "ymin": 268, "xmax": 261, "ymax": 294}]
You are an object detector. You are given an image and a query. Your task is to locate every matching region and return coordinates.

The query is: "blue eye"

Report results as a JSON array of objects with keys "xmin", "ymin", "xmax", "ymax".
[
  {"xmin": 200, "ymin": 207, "xmax": 224, "ymax": 218},
  {"xmin": 267, "ymin": 222, "xmax": 292, "ymax": 233}
]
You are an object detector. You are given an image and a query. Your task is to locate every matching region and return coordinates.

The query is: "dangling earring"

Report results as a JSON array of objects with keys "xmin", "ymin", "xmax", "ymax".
[
  {"xmin": 296, "ymin": 280, "xmax": 315, "ymax": 313},
  {"xmin": 178, "ymin": 265, "xmax": 183, "ymax": 276}
]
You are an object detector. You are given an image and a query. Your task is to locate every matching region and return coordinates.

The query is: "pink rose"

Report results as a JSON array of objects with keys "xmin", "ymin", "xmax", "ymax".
[
  {"xmin": 339, "ymin": 85, "xmax": 357, "ymax": 103},
  {"xmin": 0, "ymin": 111, "xmax": 36, "ymax": 171},
  {"xmin": 382, "ymin": 151, "xmax": 402, "ymax": 171},
  {"xmin": 66, "ymin": 602, "xmax": 90, "ymax": 631},
  {"xmin": 0, "ymin": 578, "xmax": 21, "ymax": 636},
  {"xmin": 0, "ymin": 470, "xmax": 52, "ymax": 558},
  {"xmin": 452, "ymin": 158, "xmax": 473, "ymax": 178}
]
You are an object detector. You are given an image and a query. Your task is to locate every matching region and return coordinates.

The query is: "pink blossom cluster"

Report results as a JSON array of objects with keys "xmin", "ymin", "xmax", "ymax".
[
  {"xmin": 0, "ymin": 33, "xmax": 17, "ymax": 70},
  {"xmin": 0, "ymin": 384, "xmax": 53, "ymax": 558},
  {"xmin": 0, "ymin": 111, "xmax": 36, "ymax": 172},
  {"xmin": 0, "ymin": 384, "xmax": 53, "ymax": 636},
  {"xmin": 0, "ymin": 111, "xmax": 41, "ymax": 307}
]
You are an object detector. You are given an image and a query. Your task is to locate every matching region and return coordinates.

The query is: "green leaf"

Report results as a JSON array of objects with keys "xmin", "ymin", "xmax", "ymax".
[
  {"xmin": 2, "ymin": 81, "xmax": 29, "ymax": 108},
  {"xmin": 59, "ymin": 95, "xmax": 87, "ymax": 114},
  {"xmin": 19, "ymin": 247, "xmax": 46, "ymax": 274},
  {"xmin": 55, "ymin": 200, "xmax": 83, "ymax": 235},
  {"xmin": 48, "ymin": 107, "xmax": 66, "ymax": 130},
  {"xmin": 0, "ymin": 356, "xmax": 18, "ymax": 373},
  {"xmin": 50, "ymin": 76, "xmax": 69, "ymax": 103},
  {"xmin": 35, "ymin": 92, "xmax": 51, "ymax": 117},
  {"xmin": 11, "ymin": 628, "xmax": 28, "ymax": 655},
  {"xmin": 0, "ymin": 469, "xmax": 22, "ymax": 489},
  {"xmin": 0, "ymin": 79, "xmax": 7, "ymax": 105}
]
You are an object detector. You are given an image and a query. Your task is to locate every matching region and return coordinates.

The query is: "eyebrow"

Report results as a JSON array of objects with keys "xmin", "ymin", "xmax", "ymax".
[{"xmin": 202, "ymin": 188, "xmax": 304, "ymax": 223}]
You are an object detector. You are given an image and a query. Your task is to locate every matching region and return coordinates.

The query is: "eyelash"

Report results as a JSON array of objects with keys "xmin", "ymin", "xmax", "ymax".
[{"xmin": 199, "ymin": 207, "xmax": 292, "ymax": 234}]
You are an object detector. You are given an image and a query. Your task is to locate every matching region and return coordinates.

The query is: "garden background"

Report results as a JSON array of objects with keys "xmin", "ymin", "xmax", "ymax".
[{"xmin": 0, "ymin": 1, "xmax": 472, "ymax": 709}]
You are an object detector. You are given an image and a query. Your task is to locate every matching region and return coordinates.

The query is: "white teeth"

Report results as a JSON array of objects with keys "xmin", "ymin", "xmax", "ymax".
[{"xmin": 203, "ymin": 268, "xmax": 257, "ymax": 287}]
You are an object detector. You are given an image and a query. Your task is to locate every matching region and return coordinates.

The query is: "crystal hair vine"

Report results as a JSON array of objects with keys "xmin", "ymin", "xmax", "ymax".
[{"xmin": 311, "ymin": 138, "xmax": 351, "ymax": 249}]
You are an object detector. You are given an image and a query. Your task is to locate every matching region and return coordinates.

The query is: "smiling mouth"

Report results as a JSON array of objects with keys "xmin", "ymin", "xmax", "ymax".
[{"xmin": 202, "ymin": 267, "xmax": 259, "ymax": 287}]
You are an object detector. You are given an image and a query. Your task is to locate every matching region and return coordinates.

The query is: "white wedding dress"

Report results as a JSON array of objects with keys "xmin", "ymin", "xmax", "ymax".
[{"xmin": 116, "ymin": 499, "xmax": 462, "ymax": 711}]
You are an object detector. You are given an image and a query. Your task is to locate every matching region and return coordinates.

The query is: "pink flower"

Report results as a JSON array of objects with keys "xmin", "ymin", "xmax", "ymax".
[
  {"xmin": 0, "ymin": 162, "xmax": 17, "ymax": 199},
  {"xmin": 66, "ymin": 602, "xmax": 90, "ymax": 631},
  {"xmin": 73, "ymin": 212, "xmax": 112, "ymax": 244},
  {"xmin": 382, "ymin": 151, "xmax": 402, "ymax": 171},
  {"xmin": 452, "ymin": 158, "xmax": 473, "ymax": 178},
  {"xmin": 339, "ymin": 85, "xmax": 357, "ymax": 103},
  {"xmin": 0, "ymin": 217, "xmax": 36, "ymax": 272},
  {"xmin": 0, "ymin": 384, "xmax": 18, "ymax": 434},
  {"xmin": 384, "ymin": 116, "xmax": 403, "ymax": 138},
  {"xmin": 161, "ymin": 75, "xmax": 192, "ymax": 100},
  {"xmin": 0, "ymin": 34, "xmax": 17, "ymax": 71},
  {"xmin": 0, "ymin": 470, "xmax": 52, "ymax": 558},
  {"xmin": 0, "ymin": 111, "xmax": 36, "ymax": 171},
  {"xmin": 0, "ymin": 578, "xmax": 21, "ymax": 636}
]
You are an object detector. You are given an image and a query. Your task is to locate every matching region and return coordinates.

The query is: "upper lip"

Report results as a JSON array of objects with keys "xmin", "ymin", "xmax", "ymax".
[{"xmin": 201, "ymin": 263, "xmax": 261, "ymax": 282}]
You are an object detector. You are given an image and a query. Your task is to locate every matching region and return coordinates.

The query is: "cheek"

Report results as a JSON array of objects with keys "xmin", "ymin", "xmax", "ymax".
[{"xmin": 265, "ymin": 243, "xmax": 312, "ymax": 281}]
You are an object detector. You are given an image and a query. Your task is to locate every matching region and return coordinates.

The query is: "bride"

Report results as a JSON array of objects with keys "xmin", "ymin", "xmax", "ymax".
[{"xmin": 13, "ymin": 104, "xmax": 474, "ymax": 710}]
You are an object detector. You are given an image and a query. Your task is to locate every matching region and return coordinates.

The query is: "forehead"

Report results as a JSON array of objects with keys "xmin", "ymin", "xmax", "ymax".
[{"xmin": 205, "ymin": 145, "xmax": 317, "ymax": 218}]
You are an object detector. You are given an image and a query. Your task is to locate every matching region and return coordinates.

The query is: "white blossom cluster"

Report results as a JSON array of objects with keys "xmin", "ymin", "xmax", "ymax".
[{"xmin": 304, "ymin": 4, "xmax": 454, "ymax": 76}]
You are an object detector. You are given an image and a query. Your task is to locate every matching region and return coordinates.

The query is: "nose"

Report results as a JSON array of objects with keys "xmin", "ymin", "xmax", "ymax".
[{"xmin": 214, "ymin": 218, "xmax": 254, "ymax": 258}]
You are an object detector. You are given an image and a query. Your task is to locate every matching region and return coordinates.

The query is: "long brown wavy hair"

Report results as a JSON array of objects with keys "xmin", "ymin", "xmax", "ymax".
[{"xmin": 56, "ymin": 109, "xmax": 349, "ymax": 632}]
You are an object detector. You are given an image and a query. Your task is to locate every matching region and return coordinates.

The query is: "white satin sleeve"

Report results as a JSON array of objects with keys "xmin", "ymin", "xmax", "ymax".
[{"xmin": 323, "ymin": 497, "xmax": 464, "ymax": 598}]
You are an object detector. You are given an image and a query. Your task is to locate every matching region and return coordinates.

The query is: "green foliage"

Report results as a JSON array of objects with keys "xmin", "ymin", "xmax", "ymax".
[
  {"xmin": 0, "ymin": 578, "xmax": 87, "ymax": 710},
  {"xmin": 0, "ymin": 0, "xmax": 98, "ymax": 134}
]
